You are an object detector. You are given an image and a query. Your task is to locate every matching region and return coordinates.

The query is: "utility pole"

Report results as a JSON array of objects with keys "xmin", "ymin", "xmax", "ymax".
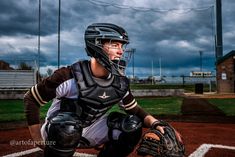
[
  {"xmin": 37, "ymin": 0, "xmax": 41, "ymax": 82},
  {"xmin": 199, "ymin": 50, "xmax": 203, "ymax": 72},
  {"xmin": 58, "ymin": 0, "xmax": 61, "ymax": 69},
  {"xmin": 132, "ymin": 48, "xmax": 136, "ymax": 80},
  {"xmin": 215, "ymin": 0, "xmax": 223, "ymax": 59},
  {"xmin": 151, "ymin": 60, "xmax": 154, "ymax": 85},
  {"xmin": 38, "ymin": 0, "xmax": 41, "ymax": 72},
  {"xmin": 159, "ymin": 57, "xmax": 162, "ymax": 78}
]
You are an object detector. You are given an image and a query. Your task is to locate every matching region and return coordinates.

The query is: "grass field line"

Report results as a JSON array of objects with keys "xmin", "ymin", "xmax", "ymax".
[
  {"xmin": 188, "ymin": 143, "xmax": 235, "ymax": 157},
  {"xmin": 2, "ymin": 148, "xmax": 97, "ymax": 157}
]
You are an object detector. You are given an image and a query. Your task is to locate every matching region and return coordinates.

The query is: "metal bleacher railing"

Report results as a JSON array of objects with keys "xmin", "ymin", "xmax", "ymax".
[{"xmin": 0, "ymin": 70, "xmax": 36, "ymax": 90}]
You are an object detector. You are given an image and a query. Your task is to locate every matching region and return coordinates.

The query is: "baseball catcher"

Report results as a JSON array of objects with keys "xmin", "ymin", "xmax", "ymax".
[
  {"xmin": 137, "ymin": 120, "xmax": 185, "ymax": 157},
  {"xmin": 24, "ymin": 23, "xmax": 184, "ymax": 157}
]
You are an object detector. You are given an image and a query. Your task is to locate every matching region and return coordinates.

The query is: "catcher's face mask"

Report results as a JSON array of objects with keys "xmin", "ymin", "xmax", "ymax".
[{"xmin": 100, "ymin": 40, "xmax": 132, "ymax": 76}]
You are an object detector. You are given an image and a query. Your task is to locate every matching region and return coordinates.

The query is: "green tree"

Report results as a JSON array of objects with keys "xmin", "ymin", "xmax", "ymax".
[
  {"xmin": 18, "ymin": 62, "xmax": 32, "ymax": 70},
  {"xmin": 47, "ymin": 68, "xmax": 53, "ymax": 76}
]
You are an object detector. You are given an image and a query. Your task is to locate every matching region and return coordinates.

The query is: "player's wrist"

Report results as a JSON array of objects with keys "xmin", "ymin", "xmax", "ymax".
[{"xmin": 151, "ymin": 120, "xmax": 161, "ymax": 129}]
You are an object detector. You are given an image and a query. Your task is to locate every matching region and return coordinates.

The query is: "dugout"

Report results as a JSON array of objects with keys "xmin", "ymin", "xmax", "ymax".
[{"xmin": 216, "ymin": 50, "xmax": 235, "ymax": 93}]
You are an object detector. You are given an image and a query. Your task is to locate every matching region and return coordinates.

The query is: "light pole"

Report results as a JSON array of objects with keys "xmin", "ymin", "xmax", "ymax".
[
  {"xmin": 199, "ymin": 50, "xmax": 203, "ymax": 72},
  {"xmin": 151, "ymin": 60, "xmax": 154, "ymax": 85},
  {"xmin": 38, "ymin": 0, "xmax": 41, "ymax": 71},
  {"xmin": 132, "ymin": 48, "xmax": 136, "ymax": 80},
  {"xmin": 215, "ymin": 0, "xmax": 223, "ymax": 59},
  {"xmin": 58, "ymin": 0, "xmax": 61, "ymax": 69},
  {"xmin": 37, "ymin": 0, "xmax": 41, "ymax": 82}
]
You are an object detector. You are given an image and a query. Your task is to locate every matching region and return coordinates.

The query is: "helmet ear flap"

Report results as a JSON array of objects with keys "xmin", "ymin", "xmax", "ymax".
[{"xmin": 85, "ymin": 47, "xmax": 92, "ymax": 57}]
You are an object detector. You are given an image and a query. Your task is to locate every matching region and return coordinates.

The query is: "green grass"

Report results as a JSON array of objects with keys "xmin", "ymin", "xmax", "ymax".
[
  {"xmin": 136, "ymin": 97, "xmax": 182, "ymax": 115},
  {"xmin": 108, "ymin": 97, "xmax": 183, "ymax": 115},
  {"xmin": 208, "ymin": 98, "xmax": 235, "ymax": 116},
  {"xmin": 0, "ymin": 100, "xmax": 25, "ymax": 121},
  {"xmin": 0, "ymin": 100, "xmax": 51, "ymax": 122},
  {"xmin": 0, "ymin": 97, "xmax": 235, "ymax": 122}
]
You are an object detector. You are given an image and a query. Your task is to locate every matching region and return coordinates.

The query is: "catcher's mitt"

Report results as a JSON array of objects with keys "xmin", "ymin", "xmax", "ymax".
[{"xmin": 137, "ymin": 120, "xmax": 185, "ymax": 157}]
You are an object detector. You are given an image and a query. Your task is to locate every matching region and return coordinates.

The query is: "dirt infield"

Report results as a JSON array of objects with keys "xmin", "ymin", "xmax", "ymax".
[
  {"xmin": 1, "ymin": 122, "xmax": 235, "ymax": 157},
  {"xmin": 1, "ymin": 95, "xmax": 235, "ymax": 156},
  {"xmin": 205, "ymin": 148, "xmax": 235, "ymax": 157}
]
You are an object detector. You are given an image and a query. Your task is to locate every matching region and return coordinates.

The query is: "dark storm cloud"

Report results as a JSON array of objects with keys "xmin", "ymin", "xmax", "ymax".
[
  {"xmin": 0, "ymin": 0, "xmax": 234, "ymax": 76},
  {"xmin": 0, "ymin": 0, "xmax": 62, "ymax": 36},
  {"xmin": 0, "ymin": 0, "xmax": 39, "ymax": 36}
]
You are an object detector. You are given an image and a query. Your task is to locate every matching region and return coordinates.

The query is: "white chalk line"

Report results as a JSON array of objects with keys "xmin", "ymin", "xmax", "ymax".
[
  {"xmin": 189, "ymin": 143, "xmax": 235, "ymax": 157},
  {"xmin": 73, "ymin": 152, "xmax": 97, "ymax": 157},
  {"xmin": 4, "ymin": 143, "xmax": 235, "ymax": 157},
  {"xmin": 2, "ymin": 147, "xmax": 97, "ymax": 157},
  {"xmin": 2, "ymin": 148, "xmax": 41, "ymax": 157}
]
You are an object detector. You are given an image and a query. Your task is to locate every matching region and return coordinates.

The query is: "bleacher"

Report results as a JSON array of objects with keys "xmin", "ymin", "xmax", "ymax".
[{"xmin": 0, "ymin": 70, "xmax": 36, "ymax": 90}]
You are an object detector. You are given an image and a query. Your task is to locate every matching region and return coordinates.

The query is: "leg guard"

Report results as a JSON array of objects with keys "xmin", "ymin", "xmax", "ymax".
[
  {"xmin": 44, "ymin": 112, "xmax": 82, "ymax": 157},
  {"xmin": 98, "ymin": 112, "xmax": 142, "ymax": 157}
]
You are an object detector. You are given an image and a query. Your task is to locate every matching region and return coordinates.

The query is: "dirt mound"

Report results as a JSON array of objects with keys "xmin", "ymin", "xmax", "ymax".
[{"xmin": 182, "ymin": 98, "xmax": 225, "ymax": 116}]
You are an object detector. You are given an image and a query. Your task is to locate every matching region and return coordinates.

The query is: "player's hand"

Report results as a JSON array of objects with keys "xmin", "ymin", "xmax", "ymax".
[
  {"xmin": 137, "ymin": 120, "xmax": 185, "ymax": 157},
  {"xmin": 156, "ymin": 124, "xmax": 183, "ymax": 144},
  {"xmin": 155, "ymin": 125, "xmax": 165, "ymax": 134}
]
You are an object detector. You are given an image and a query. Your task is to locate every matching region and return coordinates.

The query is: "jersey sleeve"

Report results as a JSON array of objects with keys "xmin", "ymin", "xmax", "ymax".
[
  {"xmin": 29, "ymin": 67, "xmax": 72, "ymax": 106},
  {"xmin": 119, "ymin": 90, "xmax": 137, "ymax": 111},
  {"xmin": 119, "ymin": 89, "xmax": 149, "ymax": 120},
  {"xmin": 24, "ymin": 67, "xmax": 72, "ymax": 125}
]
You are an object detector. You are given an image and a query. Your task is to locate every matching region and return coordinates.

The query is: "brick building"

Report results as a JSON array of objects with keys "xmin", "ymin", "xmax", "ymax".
[
  {"xmin": 216, "ymin": 50, "xmax": 235, "ymax": 93},
  {"xmin": 0, "ymin": 60, "xmax": 14, "ymax": 70}
]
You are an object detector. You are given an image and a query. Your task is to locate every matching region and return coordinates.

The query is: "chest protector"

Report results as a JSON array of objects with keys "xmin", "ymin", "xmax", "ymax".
[{"xmin": 61, "ymin": 60, "xmax": 129, "ymax": 127}]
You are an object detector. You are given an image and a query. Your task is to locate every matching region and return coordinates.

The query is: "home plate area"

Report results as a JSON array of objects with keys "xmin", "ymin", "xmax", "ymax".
[
  {"xmin": 2, "ymin": 148, "xmax": 97, "ymax": 157},
  {"xmin": 1, "ymin": 122, "xmax": 235, "ymax": 157},
  {"xmin": 2, "ymin": 143, "xmax": 235, "ymax": 157},
  {"xmin": 189, "ymin": 144, "xmax": 235, "ymax": 157}
]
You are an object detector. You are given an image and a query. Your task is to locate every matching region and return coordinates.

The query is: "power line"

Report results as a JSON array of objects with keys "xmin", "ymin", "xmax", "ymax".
[{"xmin": 83, "ymin": 0, "xmax": 214, "ymax": 14}]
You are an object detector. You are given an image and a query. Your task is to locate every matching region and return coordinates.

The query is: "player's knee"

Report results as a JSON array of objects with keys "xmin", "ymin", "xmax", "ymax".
[
  {"xmin": 108, "ymin": 112, "xmax": 143, "ymax": 149},
  {"xmin": 98, "ymin": 112, "xmax": 143, "ymax": 157},
  {"xmin": 45, "ymin": 112, "xmax": 82, "ymax": 157}
]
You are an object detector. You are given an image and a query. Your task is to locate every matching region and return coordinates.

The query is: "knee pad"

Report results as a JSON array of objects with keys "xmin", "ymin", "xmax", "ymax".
[
  {"xmin": 98, "ymin": 112, "xmax": 142, "ymax": 157},
  {"xmin": 45, "ymin": 112, "xmax": 82, "ymax": 157},
  {"xmin": 107, "ymin": 112, "xmax": 142, "ymax": 150}
]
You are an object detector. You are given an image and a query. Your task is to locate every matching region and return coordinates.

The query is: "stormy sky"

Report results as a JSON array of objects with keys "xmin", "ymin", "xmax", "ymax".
[{"xmin": 0, "ymin": 0, "xmax": 234, "ymax": 77}]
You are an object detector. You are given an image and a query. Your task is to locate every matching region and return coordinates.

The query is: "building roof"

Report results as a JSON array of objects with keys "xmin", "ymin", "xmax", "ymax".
[{"xmin": 216, "ymin": 50, "xmax": 235, "ymax": 65}]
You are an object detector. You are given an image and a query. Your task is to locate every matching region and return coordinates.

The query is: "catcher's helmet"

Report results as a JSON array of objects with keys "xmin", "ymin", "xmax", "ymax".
[{"xmin": 84, "ymin": 23, "xmax": 130, "ymax": 76}]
